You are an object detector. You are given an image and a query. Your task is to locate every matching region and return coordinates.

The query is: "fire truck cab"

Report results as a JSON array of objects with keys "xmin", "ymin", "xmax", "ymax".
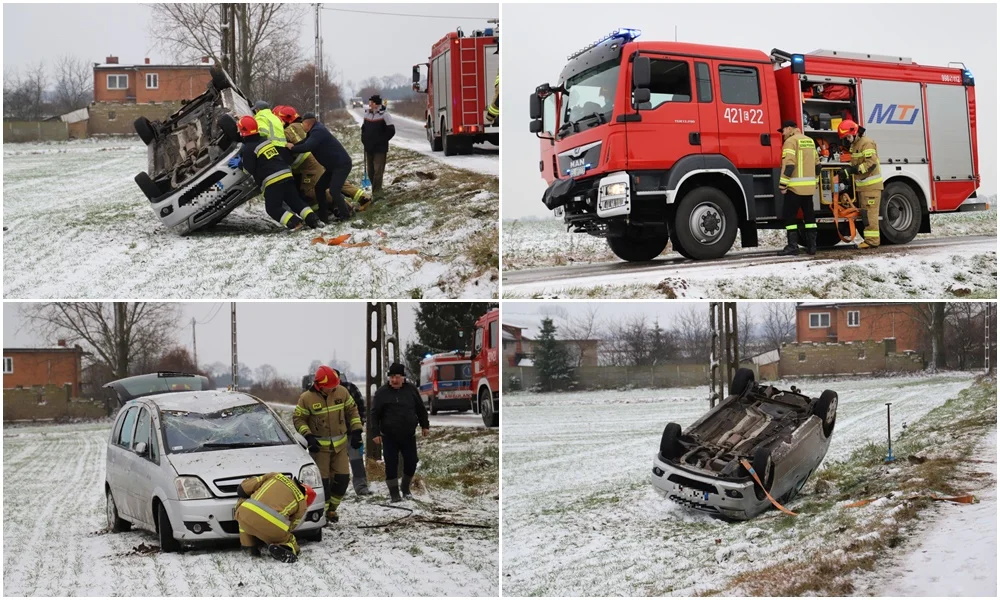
[
  {"xmin": 529, "ymin": 29, "xmax": 985, "ymax": 262},
  {"xmin": 413, "ymin": 23, "xmax": 500, "ymax": 156},
  {"xmin": 419, "ymin": 352, "xmax": 474, "ymax": 415},
  {"xmin": 472, "ymin": 309, "xmax": 500, "ymax": 428}
]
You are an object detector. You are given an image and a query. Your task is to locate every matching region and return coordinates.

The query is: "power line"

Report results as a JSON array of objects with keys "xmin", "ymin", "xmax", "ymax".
[
  {"xmin": 319, "ymin": 6, "xmax": 494, "ymax": 21},
  {"xmin": 196, "ymin": 303, "xmax": 224, "ymax": 325}
]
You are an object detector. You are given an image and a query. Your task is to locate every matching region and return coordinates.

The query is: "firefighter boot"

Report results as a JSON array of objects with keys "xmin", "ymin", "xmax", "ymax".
[
  {"xmin": 303, "ymin": 211, "xmax": 321, "ymax": 230},
  {"xmin": 805, "ymin": 229, "xmax": 817, "ymax": 256},
  {"xmin": 242, "ymin": 545, "xmax": 261, "ymax": 558},
  {"xmin": 267, "ymin": 543, "xmax": 298, "ymax": 564},
  {"xmin": 401, "ymin": 474, "xmax": 414, "ymax": 499},
  {"xmin": 779, "ymin": 230, "xmax": 799, "ymax": 256},
  {"xmin": 387, "ymin": 479, "xmax": 402, "ymax": 503}
]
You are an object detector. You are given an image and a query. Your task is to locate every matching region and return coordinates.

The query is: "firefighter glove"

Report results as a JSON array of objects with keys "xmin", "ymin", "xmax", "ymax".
[
  {"xmin": 844, "ymin": 164, "xmax": 859, "ymax": 175},
  {"xmin": 350, "ymin": 429, "xmax": 363, "ymax": 449},
  {"xmin": 227, "ymin": 156, "xmax": 242, "ymax": 169},
  {"xmin": 305, "ymin": 434, "xmax": 320, "ymax": 453}
]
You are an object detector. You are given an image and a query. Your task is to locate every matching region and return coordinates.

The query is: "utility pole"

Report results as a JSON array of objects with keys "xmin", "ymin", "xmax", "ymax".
[
  {"xmin": 191, "ymin": 317, "xmax": 198, "ymax": 369},
  {"xmin": 366, "ymin": 302, "xmax": 400, "ymax": 458},
  {"xmin": 230, "ymin": 302, "xmax": 238, "ymax": 390},
  {"xmin": 986, "ymin": 303, "xmax": 992, "ymax": 374},
  {"xmin": 708, "ymin": 302, "xmax": 740, "ymax": 408},
  {"xmin": 219, "ymin": 3, "xmax": 235, "ymax": 74},
  {"xmin": 314, "ymin": 3, "xmax": 322, "ymax": 117}
]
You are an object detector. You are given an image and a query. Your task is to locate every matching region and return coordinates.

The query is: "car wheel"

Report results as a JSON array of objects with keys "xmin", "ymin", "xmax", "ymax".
[
  {"xmin": 750, "ymin": 447, "xmax": 775, "ymax": 502},
  {"xmin": 210, "ymin": 68, "xmax": 231, "ymax": 91},
  {"xmin": 673, "ymin": 187, "xmax": 739, "ymax": 260},
  {"xmin": 106, "ymin": 488, "xmax": 131, "ymax": 533},
  {"xmin": 300, "ymin": 528, "xmax": 322, "ymax": 543},
  {"xmin": 134, "ymin": 172, "xmax": 162, "ymax": 201},
  {"xmin": 429, "ymin": 397, "xmax": 439, "ymax": 416},
  {"xmin": 606, "ymin": 232, "xmax": 669, "ymax": 262},
  {"xmin": 217, "ymin": 114, "xmax": 240, "ymax": 147},
  {"xmin": 879, "ymin": 182, "xmax": 922, "ymax": 245},
  {"xmin": 480, "ymin": 390, "xmax": 498, "ymax": 428},
  {"xmin": 134, "ymin": 117, "xmax": 155, "ymax": 145},
  {"xmin": 813, "ymin": 390, "xmax": 838, "ymax": 438},
  {"xmin": 157, "ymin": 503, "xmax": 181, "ymax": 553},
  {"xmin": 730, "ymin": 368, "xmax": 755, "ymax": 398},
  {"xmin": 659, "ymin": 423, "xmax": 683, "ymax": 460}
]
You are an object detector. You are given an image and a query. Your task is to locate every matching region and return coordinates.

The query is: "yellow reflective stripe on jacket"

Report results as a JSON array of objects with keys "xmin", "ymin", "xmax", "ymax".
[
  {"xmin": 242, "ymin": 498, "xmax": 291, "ymax": 531},
  {"xmin": 311, "ymin": 403, "xmax": 345, "ymax": 415},
  {"xmin": 856, "ymin": 174, "xmax": 883, "ymax": 187},
  {"xmin": 787, "ymin": 177, "xmax": 817, "ymax": 188},
  {"xmin": 317, "ymin": 434, "xmax": 347, "ymax": 449},
  {"xmin": 782, "ymin": 149, "xmax": 795, "ymax": 158},
  {"xmin": 779, "ymin": 176, "xmax": 791, "ymax": 185},
  {"xmin": 297, "ymin": 424, "xmax": 310, "ymax": 435},
  {"xmin": 290, "ymin": 153, "xmax": 309, "ymax": 169},
  {"xmin": 488, "ymin": 104, "xmax": 500, "ymax": 116},
  {"xmin": 262, "ymin": 170, "xmax": 293, "ymax": 189},
  {"xmin": 350, "ymin": 417, "xmax": 362, "ymax": 427},
  {"xmin": 294, "ymin": 406, "xmax": 310, "ymax": 416},
  {"xmin": 862, "ymin": 149, "xmax": 876, "ymax": 157},
  {"xmin": 279, "ymin": 211, "xmax": 296, "ymax": 226},
  {"xmin": 352, "ymin": 188, "xmax": 364, "ymax": 201}
]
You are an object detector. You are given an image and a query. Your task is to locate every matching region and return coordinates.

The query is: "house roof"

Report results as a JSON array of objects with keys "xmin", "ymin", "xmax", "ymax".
[
  {"xmin": 3, "ymin": 347, "xmax": 85, "ymax": 354},
  {"xmin": 94, "ymin": 62, "xmax": 214, "ymax": 70},
  {"xmin": 797, "ymin": 302, "xmax": 908, "ymax": 309},
  {"xmin": 60, "ymin": 107, "xmax": 89, "ymax": 123}
]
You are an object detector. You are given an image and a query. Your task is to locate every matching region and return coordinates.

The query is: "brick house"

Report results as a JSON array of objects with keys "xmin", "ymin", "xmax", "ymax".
[
  {"xmin": 3, "ymin": 345, "xmax": 86, "ymax": 396},
  {"xmin": 795, "ymin": 302, "xmax": 925, "ymax": 352},
  {"xmin": 502, "ymin": 317, "xmax": 600, "ymax": 368},
  {"xmin": 90, "ymin": 55, "xmax": 213, "ymax": 135}
]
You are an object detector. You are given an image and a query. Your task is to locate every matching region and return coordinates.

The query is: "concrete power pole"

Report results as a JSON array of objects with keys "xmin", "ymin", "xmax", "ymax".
[
  {"xmin": 365, "ymin": 302, "xmax": 400, "ymax": 458},
  {"xmin": 219, "ymin": 4, "xmax": 235, "ymax": 74},
  {"xmin": 986, "ymin": 303, "xmax": 992, "ymax": 374},
  {"xmin": 191, "ymin": 317, "xmax": 198, "ymax": 369},
  {"xmin": 314, "ymin": 3, "xmax": 322, "ymax": 117},
  {"xmin": 708, "ymin": 302, "xmax": 740, "ymax": 408},
  {"xmin": 230, "ymin": 302, "xmax": 238, "ymax": 389}
]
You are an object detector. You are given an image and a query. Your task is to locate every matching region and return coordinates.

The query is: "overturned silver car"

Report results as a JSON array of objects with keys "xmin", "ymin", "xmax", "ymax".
[
  {"xmin": 132, "ymin": 68, "xmax": 256, "ymax": 233},
  {"xmin": 651, "ymin": 368, "xmax": 837, "ymax": 520}
]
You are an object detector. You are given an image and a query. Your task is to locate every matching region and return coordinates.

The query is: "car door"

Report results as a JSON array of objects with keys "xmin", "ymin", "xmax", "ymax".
[
  {"xmin": 714, "ymin": 61, "xmax": 772, "ymax": 169},
  {"xmin": 125, "ymin": 406, "xmax": 157, "ymax": 529},
  {"xmin": 626, "ymin": 55, "xmax": 701, "ymax": 171},
  {"xmin": 109, "ymin": 406, "xmax": 140, "ymax": 519}
]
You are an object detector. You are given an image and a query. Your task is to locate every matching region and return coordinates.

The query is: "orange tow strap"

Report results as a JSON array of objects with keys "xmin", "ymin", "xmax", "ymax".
[
  {"xmin": 739, "ymin": 459, "xmax": 797, "ymax": 516},
  {"xmin": 832, "ymin": 191, "xmax": 860, "ymax": 243}
]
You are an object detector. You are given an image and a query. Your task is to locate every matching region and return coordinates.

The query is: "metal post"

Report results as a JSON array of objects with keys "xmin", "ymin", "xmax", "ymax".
[
  {"xmin": 709, "ymin": 302, "xmax": 721, "ymax": 408},
  {"xmin": 191, "ymin": 317, "xmax": 198, "ymax": 369},
  {"xmin": 314, "ymin": 3, "xmax": 322, "ymax": 117},
  {"xmin": 884, "ymin": 402, "xmax": 895, "ymax": 463},
  {"xmin": 724, "ymin": 302, "xmax": 739, "ymax": 392},
  {"xmin": 366, "ymin": 303, "xmax": 383, "ymax": 458},
  {"xmin": 230, "ymin": 302, "xmax": 238, "ymax": 390},
  {"xmin": 985, "ymin": 303, "xmax": 991, "ymax": 374}
]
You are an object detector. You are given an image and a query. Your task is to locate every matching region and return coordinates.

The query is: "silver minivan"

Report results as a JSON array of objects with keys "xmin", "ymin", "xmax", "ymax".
[{"xmin": 105, "ymin": 390, "xmax": 325, "ymax": 551}]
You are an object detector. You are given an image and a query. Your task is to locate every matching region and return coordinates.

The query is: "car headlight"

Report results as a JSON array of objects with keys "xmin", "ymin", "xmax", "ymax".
[
  {"xmin": 602, "ymin": 182, "xmax": 627, "ymax": 196},
  {"xmin": 174, "ymin": 476, "xmax": 213, "ymax": 500},
  {"xmin": 299, "ymin": 464, "xmax": 322, "ymax": 490}
]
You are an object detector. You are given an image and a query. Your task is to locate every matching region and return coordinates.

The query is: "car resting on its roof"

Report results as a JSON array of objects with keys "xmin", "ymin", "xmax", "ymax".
[{"xmin": 651, "ymin": 368, "xmax": 837, "ymax": 520}]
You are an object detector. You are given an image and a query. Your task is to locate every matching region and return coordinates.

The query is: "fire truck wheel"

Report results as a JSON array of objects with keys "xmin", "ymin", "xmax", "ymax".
[
  {"xmin": 673, "ymin": 187, "xmax": 738, "ymax": 260},
  {"xmin": 443, "ymin": 133, "xmax": 458, "ymax": 156},
  {"xmin": 879, "ymin": 182, "xmax": 921, "ymax": 245},
  {"xmin": 606, "ymin": 232, "xmax": 669, "ymax": 262},
  {"xmin": 427, "ymin": 117, "xmax": 442, "ymax": 151},
  {"xmin": 668, "ymin": 228, "xmax": 695, "ymax": 259}
]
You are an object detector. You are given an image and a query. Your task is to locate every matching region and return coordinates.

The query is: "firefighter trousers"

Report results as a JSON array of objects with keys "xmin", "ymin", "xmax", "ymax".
[
  {"xmin": 781, "ymin": 191, "xmax": 816, "ymax": 230},
  {"xmin": 859, "ymin": 190, "xmax": 881, "ymax": 246},
  {"xmin": 298, "ymin": 159, "xmax": 365, "ymax": 214},
  {"xmin": 316, "ymin": 162, "xmax": 354, "ymax": 220},
  {"xmin": 236, "ymin": 503, "xmax": 300, "ymax": 555},
  {"xmin": 263, "ymin": 179, "xmax": 312, "ymax": 230},
  {"xmin": 347, "ymin": 442, "xmax": 371, "ymax": 493},
  {"xmin": 314, "ymin": 446, "xmax": 350, "ymax": 515},
  {"xmin": 366, "ymin": 153, "xmax": 387, "ymax": 193}
]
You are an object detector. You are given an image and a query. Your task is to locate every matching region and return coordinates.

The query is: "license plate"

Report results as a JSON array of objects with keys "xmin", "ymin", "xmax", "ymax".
[{"xmin": 569, "ymin": 166, "xmax": 586, "ymax": 177}]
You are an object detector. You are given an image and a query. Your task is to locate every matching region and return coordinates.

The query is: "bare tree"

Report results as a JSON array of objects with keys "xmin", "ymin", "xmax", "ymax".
[
  {"xmin": 911, "ymin": 303, "xmax": 950, "ymax": 370},
  {"xmin": 559, "ymin": 305, "xmax": 601, "ymax": 368},
  {"xmin": 3, "ymin": 62, "xmax": 48, "ymax": 120},
  {"xmin": 26, "ymin": 303, "xmax": 179, "ymax": 383},
  {"xmin": 53, "ymin": 55, "xmax": 93, "ymax": 114},
  {"xmin": 760, "ymin": 303, "xmax": 796, "ymax": 353},
  {"xmin": 737, "ymin": 308, "xmax": 757, "ymax": 359},
  {"xmin": 676, "ymin": 306, "xmax": 711, "ymax": 362},
  {"xmin": 254, "ymin": 364, "xmax": 280, "ymax": 386}
]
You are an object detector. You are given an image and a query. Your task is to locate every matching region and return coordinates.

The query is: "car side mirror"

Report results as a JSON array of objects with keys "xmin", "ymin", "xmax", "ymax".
[
  {"xmin": 633, "ymin": 56, "xmax": 651, "ymax": 88},
  {"xmin": 529, "ymin": 119, "xmax": 543, "ymax": 133},
  {"xmin": 134, "ymin": 442, "xmax": 148, "ymax": 457},
  {"xmin": 633, "ymin": 88, "xmax": 651, "ymax": 105},
  {"xmin": 528, "ymin": 93, "xmax": 542, "ymax": 120},
  {"xmin": 412, "ymin": 65, "xmax": 420, "ymax": 85}
]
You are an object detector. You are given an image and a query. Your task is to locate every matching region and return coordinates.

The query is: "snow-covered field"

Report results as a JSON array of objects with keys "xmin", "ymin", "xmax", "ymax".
[
  {"xmin": 2, "ymin": 421, "xmax": 498, "ymax": 596},
  {"xmin": 501, "ymin": 372, "xmax": 986, "ymax": 596},
  {"xmin": 502, "ymin": 208, "xmax": 998, "ymax": 299},
  {"xmin": 3, "ymin": 119, "xmax": 498, "ymax": 299}
]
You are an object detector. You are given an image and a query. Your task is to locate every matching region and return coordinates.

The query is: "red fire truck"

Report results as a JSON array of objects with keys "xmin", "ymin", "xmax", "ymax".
[
  {"xmin": 413, "ymin": 23, "xmax": 500, "ymax": 156},
  {"xmin": 529, "ymin": 29, "xmax": 987, "ymax": 262},
  {"xmin": 472, "ymin": 308, "xmax": 500, "ymax": 428},
  {"xmin": 419, "ymin": 351, "xmax": 474, "ymax": 415}
]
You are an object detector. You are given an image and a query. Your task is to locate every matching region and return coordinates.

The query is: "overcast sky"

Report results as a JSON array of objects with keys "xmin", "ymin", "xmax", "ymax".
[
  {"xmin": 2, "ymin": 2, "xmax": 498, "ymax": 97},
  {"xmin": 3, "ymin": 302, "xmax": 418, "ymax": 381},
  {"xmin": 502, "ymin": 2, "xmax": 998, "ymax": 219}
]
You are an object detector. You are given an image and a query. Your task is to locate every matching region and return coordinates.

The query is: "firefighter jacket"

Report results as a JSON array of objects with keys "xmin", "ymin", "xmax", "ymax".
[
  {"xmin": 361, "ymin": 107, "xmax": 396, "ymax": 154},
  {"xmin": 288, "ymin": 121, "xmax": 351, "ymax": 170},
  {"xmin": 486, "ymin": 74, "xmax": 500, "ymax": 125},
  {"xmin": 236, "ymin": 472, "xmax": 308, "ymax": 532},
  {"xmin": 849, "ymin": 134, "xmax": 883, "ymax": 192},
  {"xmin": 341, "ymin": 379, "xmax": 366, "ymax": 425},
  {"xmin": 239, "ymin": 133, "xmax": 294, "ymax": 191},
  {"xmin": 282, "ymin": 121, "xmax": 312, "ymax": 170},
  {"xmin": 293, "ymin": 385, "xmax": 362, "ymax": 452},
  {"xmin": 779, "ymin": 129, "xmax": 819, "ymax": 196},
  {"xmin": 254, "ymin": 109, "xmax": 288, "ymax": 145},
  {"xmin": 371, "ymin": 381, "xmax": 429, "ymax": 440}
]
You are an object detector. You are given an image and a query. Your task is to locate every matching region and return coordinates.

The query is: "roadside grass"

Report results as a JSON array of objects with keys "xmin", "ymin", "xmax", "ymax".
[{"xmin": 418, "ymin": 428, "xmax": 499, "ymax": 498}]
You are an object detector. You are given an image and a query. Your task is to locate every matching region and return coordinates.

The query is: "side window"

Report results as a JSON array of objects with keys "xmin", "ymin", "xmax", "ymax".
[
  {"xmin": 474, "ymin": 327, "xmax": 484, "ymax": 354},
  {"xmin": 719, "ymin": 65, "xmax": 761, "ymax": 105},
  {"xmin": 542, "ymin": 94, "xmax": 557, "ymax": 135},
  {"xmin": 489, "ymin": 321, "xmax": 498, "ymax": 349},
  {"xmin": 695, "ymin": 62, "xmax": 713, "ymax": 103},
  {"xmin": 637, "ymin": 59, "xmax": 691, "ymax": 109},
  {"xmin": 116, "ymin": 406, "xmax": 139, "ymax": 447},
  {"xmin": 134, "ymin": 408, "xmax": 151, "ymax": 454}
]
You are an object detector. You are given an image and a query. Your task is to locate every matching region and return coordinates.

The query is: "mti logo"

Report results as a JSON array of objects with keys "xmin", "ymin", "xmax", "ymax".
[{"xmin": 867, "ymin": 103, "xmax": 920, "ymax": 125}]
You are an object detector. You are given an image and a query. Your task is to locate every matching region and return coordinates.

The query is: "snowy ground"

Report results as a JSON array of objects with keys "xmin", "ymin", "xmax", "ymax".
[
  {"xmin": 501, "ymin": 372, "xmax": 989, "ymax": 596},
  {"xmin": 348, "ymin": 109, "xmax": 498, "ymax": 177},
  {"xmin": 3, "ymin": 117, "xmax": 498, "ymax": 299},
  {"xmin": 2, "ymin": 421, "xmax": 498, "ymax": 596},
  {"xmin": 502, "ymin": 207, "xmax": 998, "ymax": 299}
]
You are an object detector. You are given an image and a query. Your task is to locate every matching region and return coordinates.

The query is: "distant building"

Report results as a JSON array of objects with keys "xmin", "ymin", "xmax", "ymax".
[
  {"xmin": 3, "ymin": 344, "xmax": 86, "ymax": 396},
  {"xmin": 795, "ymin": 302, "xmax": 925, "ymax": 352},
  {"xmin": 502, "ymin": 315, "xmax": 600, "ymax": 367}
]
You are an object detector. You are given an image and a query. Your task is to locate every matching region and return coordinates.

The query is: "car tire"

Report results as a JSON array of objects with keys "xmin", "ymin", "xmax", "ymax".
[
  {"xmin": 730, "ymin": 368, "xmax": 755, "ymax": 398},
  {"xmin": 217, "ymin": 113, "xmax": 240, "ymax": 147},
  {"xmin": 157, "ymin": 503, "xmax": 181, "ymax": 553},
  {"xmin": 659, "ymin": 423, "xmax": 683, "ymax": 460},
  {"xmin": 606, "ymin": 232, "xmax": 669, "ymax": 262},
  {"xmin": 673, "ymin": 186, "xmax": 739, "ymax": 260},
  {"xmin": 134, "ymin": 172, "xmax": 162, "ymax": 201},
  {"xmin": 879, "ymin": 182, "xmax": 921, "ymax": 245},
  {"xmin": 480, "ymin": 390, "xmax": 498, "ymax": 428},
  {"xmin": 210, "ymin": 68, "xmax": 231, "ymax": 91},
  {"xmin": 429, "ymin": 397, "xmax": 439, "ymax": 416},
  {"xmin": 300, "ymin": 528, "xmax": 322, "ymax": 543},
  {"xmin": 134, "ymin": 117, "xmax": 155, "ymax": 145},
  {"xmin": 812, "ymin": 390, "xmax": 838, "ymax": 438},
  {"xmin": 750, "ymin": 447, "xmax": 775, "ymax": 502},
  {"xmin": 106, "ymin": 488, "xmax": 131, "ymax": 533}
]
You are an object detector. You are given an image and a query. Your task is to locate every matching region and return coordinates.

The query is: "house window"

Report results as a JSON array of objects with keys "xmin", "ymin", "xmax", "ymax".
[
  {"xmin": 145, "ymin": 73, "xmax": 159, "ymax": 89},
  {"xmin": 808, "ymin": 313, "xmax": 831, "ymax": 328},
  {"xmin": 718, "ymin": 65, "xmax": 761, "ymax": 105},
  {"xmin": 3, "ymin": 357, "xmax": 12, "ymax": 374},
  {"xmin": 107, "ymin": 74, "xmax": 128, "ymax": 90},
  {"xmin": 858, "ymin": 350, "xmax": 866, "ymax": 360},
  {"xmin": 798, "ymin": 353, "xmax": 807, "ymax": 362},
  {"xmin": 847, "ymin": 310, "xmax": 861, "ymax": 327},
  {"xmin": 107, "ymin": 111, "xmax": 116, "ymax": 121}
]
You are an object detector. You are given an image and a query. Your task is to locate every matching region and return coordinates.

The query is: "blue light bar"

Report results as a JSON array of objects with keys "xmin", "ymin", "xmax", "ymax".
[
  {"xmin": 567, "ymin": 28, "xmax": 641, "ymax": 60},
  {"xmin": 791, "ymin": 53, "xmax": 806, "ymax": 74},
  {"xmin": 963, "ymin": 69, "xmax": 975, "ymax": 86}
]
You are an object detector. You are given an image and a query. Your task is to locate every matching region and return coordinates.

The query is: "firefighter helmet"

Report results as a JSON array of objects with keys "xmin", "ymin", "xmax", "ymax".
[
  {"xmin": 315, "ymin": 365, "xmax": 340, "ymax": 390},
  {"xmin": 275, "ymin": 105, "xmax": 299, "ymax": 125},
  {"xmin": 304, "ymin": 484, "xmax": 316, "ymax": 506},
  {"xmin": 237, "ymin": 115, "xmax": 259, "ymax": 137},
  {"xmin": 837, "ymin": 119, "xmax": 859, "ymax": 139}
]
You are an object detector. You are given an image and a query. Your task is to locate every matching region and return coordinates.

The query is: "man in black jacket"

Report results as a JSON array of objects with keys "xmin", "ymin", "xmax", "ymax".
[
  {"xmin": 230, "ymin": 116, "xmax": 319, "ymax": 231},
  {"xmin": 334, "ymin": 369, "xmax": 373, "ymax": 496},
  {"xmin": 286, "ymin": 113, "xmax": 355, "ymax": 222},
  {"xmin": 370, "ymin": 362, "xmax": 429, "ymax": 502},
  {"xmin": 360, "ymin": 95, "xmax": 395, "ymax": 197}
]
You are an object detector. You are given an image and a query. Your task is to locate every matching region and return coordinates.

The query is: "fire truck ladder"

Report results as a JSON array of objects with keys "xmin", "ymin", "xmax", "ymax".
[{"xmin": 459, "ymin": 38, "xmax": 482, "ymax": 127}]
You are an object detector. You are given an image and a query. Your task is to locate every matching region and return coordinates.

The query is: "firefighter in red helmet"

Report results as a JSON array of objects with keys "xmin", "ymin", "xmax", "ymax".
[
  {"xmin": 838, "ymin": 119, "xmax": 883, "ymax": 249},
  {"xmin": 292, "ymin": 365, "xmax": 363, "ymax": 524},
  {"xmin": 230, "ymin": 115, "xmax": 320, "ymax": 231}
]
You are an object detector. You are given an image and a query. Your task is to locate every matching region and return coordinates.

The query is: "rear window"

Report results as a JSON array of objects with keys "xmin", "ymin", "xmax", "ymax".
[
  {"xmin": 119, "ymin": 375, "xmax": 210, "ymax": 400},
  {"xmin": 437, "ymin": 363, "xmax": 471, "ymax": 381},
  {"xmin": 161, "ymin": 402, "xmax": 291, "ymax": 454}
]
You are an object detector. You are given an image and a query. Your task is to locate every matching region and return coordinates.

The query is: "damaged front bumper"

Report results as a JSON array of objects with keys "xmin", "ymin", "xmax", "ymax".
[
  {"xmin": 164, "ymin": 497, "xmax": 326, "ymax": 543},
  {"xmin": 651, "ymin": 454, "xmax": 763, "ymax": 520}
]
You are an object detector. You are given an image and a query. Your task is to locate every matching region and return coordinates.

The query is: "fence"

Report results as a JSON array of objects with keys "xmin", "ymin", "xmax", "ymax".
[
  {"xmin": 505, "ymin": 363, "xmax": 761, "ymax": 391},
  {"xmin": 3, "ymin": 121, "xmax": 69, "ymax": 143},
  {"xmin": 3, "ymin": 384, "xmax": 108, "ymax": 422}
]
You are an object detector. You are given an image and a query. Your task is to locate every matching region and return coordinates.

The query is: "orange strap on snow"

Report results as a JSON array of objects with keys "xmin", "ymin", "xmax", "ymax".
[{"xmin": 740, "ymin": 458, "xmax": 797, "ymax": 516}]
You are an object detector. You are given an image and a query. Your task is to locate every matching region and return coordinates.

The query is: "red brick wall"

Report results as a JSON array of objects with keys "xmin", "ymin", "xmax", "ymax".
[
  {"xmin": 94, "ymin": 67, "xmax": 211, "ymax": 103},
  {"xmin": 796, "ymin": 304, "xmax": 924, "ymax": 351},
  {"xmin": 3, "ymin": 351, "xmax": 82, "ymax": 396}
]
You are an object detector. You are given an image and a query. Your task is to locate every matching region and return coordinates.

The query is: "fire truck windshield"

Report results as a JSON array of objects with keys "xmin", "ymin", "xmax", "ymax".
[{"xmin": 559, "ymin": 62, "xmax": 620, "ymax": 138}]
